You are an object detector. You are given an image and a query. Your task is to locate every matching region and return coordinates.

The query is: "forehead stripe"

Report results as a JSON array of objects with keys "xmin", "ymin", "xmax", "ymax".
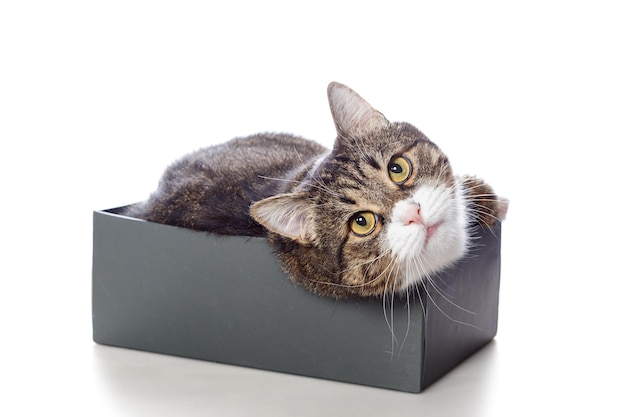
[
  {"xmin": 339, "ymin": 196, "xmax": 356, "ymax": 205},
  {"xmin": 399, "ymin": 138, "xmax": 433, "ymax": 155},
  {"xmin": 365, "ymin": 155, "xmax": 381, "ymax": 170}
]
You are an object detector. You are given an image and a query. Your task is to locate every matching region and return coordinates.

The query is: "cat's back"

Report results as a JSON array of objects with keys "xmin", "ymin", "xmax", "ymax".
[
  {"xmin": 189, "ymin": 133, "xmax": 326, "ymax": 175},
  {"xmin": 164, "ymin": 133, "xmax": 327, "ymax": 189},
  {"xmin": 125, "ymin": 133, "xmax": 328, "ymax": 236}
]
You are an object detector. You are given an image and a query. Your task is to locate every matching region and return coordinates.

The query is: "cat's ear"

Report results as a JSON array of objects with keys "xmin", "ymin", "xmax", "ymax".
[
  {"xmin": 327, "ymin": 82, "xmax": 389, "ymax": 137},
  {"xmin": 251, "ymin": 193, "xmax": 316, "ymax": 244}
]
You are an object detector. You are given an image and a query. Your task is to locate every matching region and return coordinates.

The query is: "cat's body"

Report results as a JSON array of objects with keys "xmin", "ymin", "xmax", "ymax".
[
  {"xmin": 125, "ymin": 83, "xmax": 507, "ymax": 299},
  {"xmin": 125, "ymin": 133, "xmax": 327, "ymax": 237}
]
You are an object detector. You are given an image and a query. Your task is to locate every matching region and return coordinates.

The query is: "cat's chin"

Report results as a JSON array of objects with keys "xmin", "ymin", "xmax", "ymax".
[{"xmin": 390, "ymin": 220, "xmax": 469, "ymax": 291}]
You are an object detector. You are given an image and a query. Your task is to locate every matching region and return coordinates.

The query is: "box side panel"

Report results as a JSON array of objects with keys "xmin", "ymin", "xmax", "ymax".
[
  {"xmin": 92, "ymin": 211, "xmax": 425, "ymax": 392},
  {"xmin": 421, "ymin": 224, "xmax": 502, "ymax": 389}
]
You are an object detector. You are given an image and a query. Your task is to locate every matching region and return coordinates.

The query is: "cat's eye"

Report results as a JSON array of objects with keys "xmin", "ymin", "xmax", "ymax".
[
  {"xmin": 388, "ymin": 156, "xmax": 412, "ymax": 184},
  {"xmin": 349, "ymin": 211, "xmax": 379, "ymax": 237}
]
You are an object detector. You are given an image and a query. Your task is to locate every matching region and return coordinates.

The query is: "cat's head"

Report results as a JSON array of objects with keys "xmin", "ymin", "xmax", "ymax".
[{"xmin": 251, "ymin": 82, "xmax": 469, "ymax": 298}]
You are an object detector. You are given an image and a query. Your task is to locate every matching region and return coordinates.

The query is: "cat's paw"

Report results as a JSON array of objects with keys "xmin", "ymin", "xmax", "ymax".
[
  {"xmin": 459, "ymin": 175, "xmax": 507, "ymax": 228},
  {"xmin": 496, "ymin": 197, "xmax": 509, "ymax": 221}
]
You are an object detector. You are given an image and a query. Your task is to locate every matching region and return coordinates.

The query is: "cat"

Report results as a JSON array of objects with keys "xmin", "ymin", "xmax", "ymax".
[{"xmin": 124, "ymin": 82, "xmax": 508, "ymax": 299}]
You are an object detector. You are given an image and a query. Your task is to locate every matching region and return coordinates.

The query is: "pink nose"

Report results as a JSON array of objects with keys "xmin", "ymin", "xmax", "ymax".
[{"xmin": 399, "ymin": 203, "xmax": 424, "ymax": 226}]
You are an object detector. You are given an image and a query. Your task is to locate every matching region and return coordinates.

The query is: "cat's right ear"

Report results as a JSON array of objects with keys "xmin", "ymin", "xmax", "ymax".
[
  {"xmin": 250, "ymin": 194, "xmax": 316, "ymax": 245},
  {"xmin": 327, "ymin": 82, "xmax": 389, "ymax": 138}
]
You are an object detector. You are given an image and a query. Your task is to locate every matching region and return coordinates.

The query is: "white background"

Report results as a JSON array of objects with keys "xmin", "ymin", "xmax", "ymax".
[{"xmin": 1, "ymin": 1, "xmax": 625, "ymax": 415}]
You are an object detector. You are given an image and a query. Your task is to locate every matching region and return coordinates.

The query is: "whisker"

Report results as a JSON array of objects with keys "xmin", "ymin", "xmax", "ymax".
[
  {"xmin": 334, "ymin": 249, "xmax": 392, "ymax": 275},
  {"xmin": 396, "ymin": 260, "xmax": 416, "ymax": 357},
  {"xmin": 466, "ymin": 206, "xmax": 500, "ymax": 222},
  {"xmin": 404, "ymin": 258, "xmax": 426, "ymax": 316},
  {"xmin": 423, "ymin": 285, "xmax": 483, "ymax": 331},
  {"xmin": 469, "ymin": 198, "xmax": 499, "ymax": 202},
  {"xmin": 382, "ymin": 262, "xmax": 400, "ymax": 355},
  {"xmin": 414, "ymin": 251, "xmax": 457, "ymax": 298},
  {"xmin": 466, "ymin": 207, "xmax": 501, "ymax": 235},
  {"xmin": 298, "ymin": 250, "xmax": 395, "ymax": 290},
  {"xmin": 424, "ymin": 275, "xmax": 476, "ymax": 315},
  {"xmin": 413, "ymin": 255, "xmax": 481, "ymax": 329},
  {"xmin": 256, "ymin": 174, "xmax": 342, "ymax": 198}
]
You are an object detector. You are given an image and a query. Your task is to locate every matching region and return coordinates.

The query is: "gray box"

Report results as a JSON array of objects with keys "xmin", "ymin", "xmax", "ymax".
[{"xmin": 92, "ymin": 207, "xmax": 501, "ymax": 393}]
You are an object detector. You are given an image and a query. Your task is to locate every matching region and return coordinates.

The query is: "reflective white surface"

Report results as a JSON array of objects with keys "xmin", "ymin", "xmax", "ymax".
[{"xmin": 1, "ymin": 1, "xmax": 625, "ymax": 415}]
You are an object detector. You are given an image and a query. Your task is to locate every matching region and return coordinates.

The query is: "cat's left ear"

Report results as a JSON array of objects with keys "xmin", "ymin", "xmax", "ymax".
[
  {"xmin": 327, "ymin": 82, "xmax": 389, "ymax": 137},
  {"xmin": 251, "ymin": 193, "xmax": 316, "ymax": 245}
]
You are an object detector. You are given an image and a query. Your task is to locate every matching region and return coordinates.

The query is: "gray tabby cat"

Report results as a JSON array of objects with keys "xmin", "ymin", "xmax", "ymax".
[{"xmin": 124, "ymin": 82, "xmax": 508, "ymax": 299}]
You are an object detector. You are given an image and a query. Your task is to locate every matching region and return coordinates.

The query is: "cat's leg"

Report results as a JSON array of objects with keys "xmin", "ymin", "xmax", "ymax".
[{"xmin": 458, "ymin": 175, "xmax": 508, "ymax": 228}]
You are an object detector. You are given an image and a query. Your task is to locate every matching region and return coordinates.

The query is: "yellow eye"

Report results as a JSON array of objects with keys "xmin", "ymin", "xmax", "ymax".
[
  {"xmin": 388, "ymin": 156, "xmax": 412, "ymax": 184},
  {"xmin": 349, "ymin": 211, "xmax": 378, "ymax": 236}
]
